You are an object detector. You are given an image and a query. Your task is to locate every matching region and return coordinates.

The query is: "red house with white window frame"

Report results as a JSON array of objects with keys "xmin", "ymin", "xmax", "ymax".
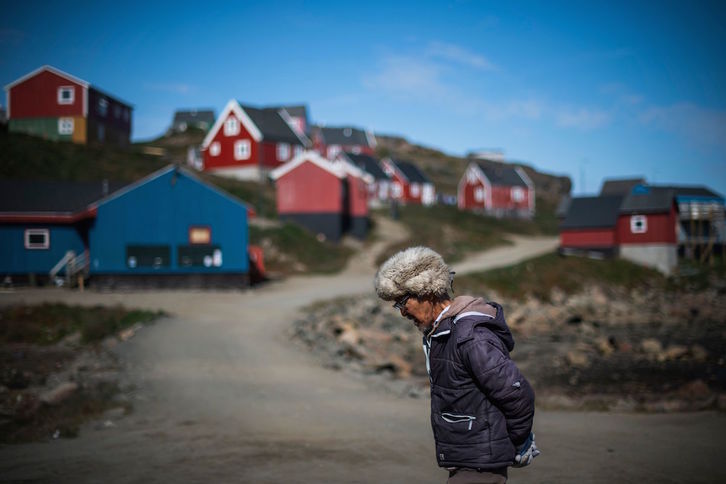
[
  {"xmin": 201, "ymin": 100, "xmax": 310, "ymax": 180},
  {"xmin": 4, "ymin": 65, "xmax": 132, "ymax": 145},
  {"xmin": 381, "ymin": 158, "xmax": 435, "ymax": 206},
  {"xmin": 458, "ymin": 161, "xmax": 534, "ymax": 218}
]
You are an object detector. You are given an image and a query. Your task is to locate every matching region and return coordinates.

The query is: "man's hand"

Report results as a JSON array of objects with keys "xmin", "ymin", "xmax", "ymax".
[{"xmin": 513, "ymin": 432, "xmax": 540, "ymax": 467}]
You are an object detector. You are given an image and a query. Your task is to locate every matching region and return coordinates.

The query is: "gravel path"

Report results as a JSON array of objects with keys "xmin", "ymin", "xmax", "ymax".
[{"xmin": 1, "ymin": 231, "xmax": 724, "ymax": 483}]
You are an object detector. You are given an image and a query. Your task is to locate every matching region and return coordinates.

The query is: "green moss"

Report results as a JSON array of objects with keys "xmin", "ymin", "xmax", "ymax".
[{"xmin": 0, "ymin": 303, "xmax": 164, "ymax": 345}]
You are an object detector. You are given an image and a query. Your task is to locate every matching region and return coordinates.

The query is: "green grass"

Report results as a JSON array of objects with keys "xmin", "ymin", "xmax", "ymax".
[
  {"xmin": 249, "ymin": 223, "xmax": 354, "ymax": 274},
  {"xmin": 456, "ymin": 252, "xmax": 668, "ymax": 301},
  {"xmin": 0, "ymin": 131, "xmax": 167, "ymax": 182},
  {"xmin": 0, "ymin": 303, "xmax": 164, "ymax": 345},
  {"xmin": 200, "ymin": 174, "xmax": 277, "ymax": 218},
  {"xmin": 375, "ymin": 203, "xmax": 557, "ymax": 266}
]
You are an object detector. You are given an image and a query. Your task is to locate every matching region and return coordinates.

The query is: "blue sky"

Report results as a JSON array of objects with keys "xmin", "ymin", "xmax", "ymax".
[{"xmin": 2, "ymin": 1, "xmax": 725, "ymax": 196}]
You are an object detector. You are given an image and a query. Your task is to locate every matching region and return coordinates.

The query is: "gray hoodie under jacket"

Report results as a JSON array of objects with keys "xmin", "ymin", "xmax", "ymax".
[{"xmin": 423, "ymin": 296, "xmax": 535, "ymax": 470}]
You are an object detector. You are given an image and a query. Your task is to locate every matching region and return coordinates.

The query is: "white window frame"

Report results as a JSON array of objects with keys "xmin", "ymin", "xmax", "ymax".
[
  {"xmin": 224, "ymin": 116, "xmax": 240, "ymax": 136},
  {"xmin": 234, "ymin": 139, "xmax": 251, "ymax": 160},
  {"xmin": 474, "ymin": 186, "xmax": 484, "ymax": 202},
  {"xmin": 630, "ymin": 215, "xmax": 647, "ymax": 234},
  {"xmin": 511, "ymin": 186, "xmax": 525, "ymax": 202},
  {"xmin": 410, "ymin": 183, "xmax": 421, "ymax": 197},
  {"xmin": 58, "ymin": 117, "xmax": 74, "ymax": 135},
  {"xmin": 57, "ymin": 86, "xmax": 75, "ymax": 105},
  {"xmin": 293, "ymin": 145, "xmax": 303, "ymax": 157},
  {"xmin": 392, "ymin": 182, "xmax": 403, "ymax": 198},
  {"xmin": 277, "ymin": 142, "xmax": 290, "ymax": 161},
  {"xmin": 24, "ymin": 229, "xmax": 50, "ymax": 250},
  {"xmin": 328, "ymin": 145, "xmax": 341, "ymax": 158},
  {"xmin": 209, "ymin": 141, "xmax": 221, "ymax": 157},
  {"xmin": 97, "ymin": 98, "xmax": 108, "ymax": 116}
]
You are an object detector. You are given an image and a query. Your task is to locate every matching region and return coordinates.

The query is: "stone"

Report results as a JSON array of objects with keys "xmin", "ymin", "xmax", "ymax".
[
  {"xmin": 40, "ymin": 381, "xmax": 79, "ymax": 406},
  {"xmin": 690, "ymin": 344, "xmax": 708, "ymax": 363},
  {"xmin": 677, "ymin": 379, "xmax": 711, "ymax": 400},
  {"xmin": 118, "ymin": 328, "xmax": 135, "ymax": 341},
  {"xmin": 594, "ymin": 337, "xmax": 614, "ymax": 356},
  {"xmin": 663, "ymin": 345, "xmax": 688, "ymax": 361},
  {"xmin": 337, "ymin": 327, "xmax": 360, "ymax": 347},
  {"xmin": 374, "ymin": 354, "xmax": 412, "ymax": 379},
  {"xmin": 640, "ymin": 338, "xmax": 663, "ymax": 355},
  {"xmin": 565, "ymin": 350, "xmax": 590, "ymax": 368}
]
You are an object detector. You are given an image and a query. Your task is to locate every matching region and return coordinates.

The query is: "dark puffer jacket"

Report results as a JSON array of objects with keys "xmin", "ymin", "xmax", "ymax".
[{"xmin": 423, "ymin": 296, "xmax": 535, "ymax": 470}]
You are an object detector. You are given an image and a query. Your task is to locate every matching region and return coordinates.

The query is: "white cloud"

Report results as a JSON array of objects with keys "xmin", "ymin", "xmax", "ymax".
[
  {"xmin": 640, "ymin": 102, "xmax": 726, "ymax": 149},
  {"xmin": 556, "ymin": 107, "xmax": 611, "ymax": 130},
  {"xmin": 426, "ymin": 41, "xmax": 497, "ymax": 71},
  {"xmin": 363, "ymin": 56, "xmax": 446, "ymax": 97}
]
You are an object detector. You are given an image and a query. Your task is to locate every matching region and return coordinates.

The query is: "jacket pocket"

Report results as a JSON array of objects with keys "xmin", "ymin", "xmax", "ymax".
[{"xmin": 440, "ymin": 412, "xmax": 477, "ymax": 431}]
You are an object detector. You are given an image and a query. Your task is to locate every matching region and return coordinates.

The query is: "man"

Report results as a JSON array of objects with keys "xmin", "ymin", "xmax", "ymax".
[{"xmin": 374, "ymin": 246, "xmax": 538, "ymax": 483}]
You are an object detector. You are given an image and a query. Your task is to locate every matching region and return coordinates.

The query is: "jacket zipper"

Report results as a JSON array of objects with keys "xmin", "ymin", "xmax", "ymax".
[{"xmin": 441, "ymin": 413, "xmax": 476, "ymax": 430}]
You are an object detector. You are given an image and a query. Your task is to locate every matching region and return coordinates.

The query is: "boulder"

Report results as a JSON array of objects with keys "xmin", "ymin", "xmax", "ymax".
[
  {"xmin": 565, "ymin": 350, "xmax": 590, "ymax": 368},
  {"xmin": 594, "ymin": 337, "xmax": 614, "ymax": 356},
  {"xmin": 690, "ymin": 344, "xmax": 708, "ymax": 363},
  {"xmin": 40, "ymin": 382, "xmax": 79, "ymax": 406},
  {"xmin": 640, "ymin": 338, "xmax": 663, "ymax": 355},
  {"xmin": 662, "ymin": 345, "xmax": 688, "ymax": 361}
]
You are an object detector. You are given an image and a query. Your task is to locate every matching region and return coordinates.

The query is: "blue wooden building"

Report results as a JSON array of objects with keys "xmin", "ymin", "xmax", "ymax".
[{"xmin": 0, "ymin": 166, "xmax": 253, "ymax": 287}]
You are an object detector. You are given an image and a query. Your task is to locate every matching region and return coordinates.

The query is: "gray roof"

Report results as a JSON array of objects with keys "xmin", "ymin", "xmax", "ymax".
[
  {"xmin": 316, "ymin": 126, "xmax": 372, "ymax": 147},
  {"xmin": 600, "ymin": 178, "xmax": 646, "ymax": 195},
  {"xmin": 477, "ymin": 163, "xmax": 528, "ymax": 187},
  {"xmin": 0, "ymin": 180, "xmax": 127, "ymax": 214},
  {"xmin": 173, "ymin": 110, "xmax": 215, "ymax": 125},
  {"xmin": 344, "ymin": 152, "xmax": 388, "ymax": 180},
  {"xmin": 620, "ymin": 186, "xmax": 675, "ymax": 213},
  {"xmin": 392, "ymin": 159, "xmax": 431, "ymax": 184},
  {"xmin": 660, "ymin": 185, "xmax": 724, "ymax": 202},
  {"xmin": 277, "ymin": 105, "xmax": 308, "ymax": 120},
  {"xmin": 241, "ymin": 104, "xmax": 304, "ymax": 145},
  {"xmin": 560, "ymin": 195, "xmax": 623, "ymax": 229}
]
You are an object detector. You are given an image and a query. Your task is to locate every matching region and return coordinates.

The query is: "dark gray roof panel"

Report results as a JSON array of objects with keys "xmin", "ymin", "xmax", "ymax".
[
  {"xmin": 239, "ymin": 104, "xmax": 303, "ymax": 144},
  {"xmin": 600, "ymin": 178, "xmax": 646, "ymax": 195},
  {"xmin": 345, "ymin": 152, "xmax": 388, "ymax": 180},
  {"xmin": 620, "ymin": 186, "xmax": 675, "ymax": 213},
  {"xmin": 477, "ymin": 163, "xmax": 528, "ymax": 187},
  {"xmin": 560, "ymin": 195, "xmax": 623, "ymax": 229},
  {"xmin": 393, "ymin": 159, "xmax": 430, "ymax": 184},
  {"xmin": 318, "ymin": 126, "xmax": 371, "ymax": 146},
  {"xmin": 0, "ymin": 180, "xmax": 127, "ymax": 214},
  {"xmin": 660, "ymin": 185, "xmax": 724, "ymax": 201}
]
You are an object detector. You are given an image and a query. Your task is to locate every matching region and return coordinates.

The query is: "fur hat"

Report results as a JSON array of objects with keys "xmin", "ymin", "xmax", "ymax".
[{"xmin": 374, "ymin": 246, "xmax": 452, "ymax": 301}]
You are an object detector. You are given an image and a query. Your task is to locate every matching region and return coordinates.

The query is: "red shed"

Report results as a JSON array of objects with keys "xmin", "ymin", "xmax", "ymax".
[
  {"xmin": 270, "ymin": 152, "xmax": 347, "ymax": 242},
  {"xmin": 333, "ymin": 157, "xmax": 374, "ymax": 239},
  {"xmin": 616, "ymin": 186, "xmax": 678, "ymax": 274},
  {"xmin": 5, "ymin": 65, "xmax": 132, "ymax": 145},
  {"xmin": 559, "ymin": 195, "xmax": 623, "ymax": 257},
  {"xmin": 201, "ymin": 100, "xmax": 310, "ymax": 180},
  {"xmin": 458, "ymin": 161, "xmax": 534, "ymax": 218},
  {"xmin": 381, "ymin": 158, "xmax": 435, "ymax": 205}
]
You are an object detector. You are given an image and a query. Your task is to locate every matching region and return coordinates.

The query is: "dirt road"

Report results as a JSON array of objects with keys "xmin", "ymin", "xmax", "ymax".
[{"xmin": 1, "ymin": 234, "xmax": 724, "ymax": 483}]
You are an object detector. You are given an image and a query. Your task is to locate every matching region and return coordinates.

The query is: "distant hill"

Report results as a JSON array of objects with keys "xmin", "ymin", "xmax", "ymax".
[{"xmin": 374, "ymin": 134, "xmax": 572, "ymax": 209}]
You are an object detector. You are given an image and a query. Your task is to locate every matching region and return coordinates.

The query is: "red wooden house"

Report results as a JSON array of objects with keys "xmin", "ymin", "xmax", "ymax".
[
  {"xmin": 4, "ymin": 65, "xmax": 132, "ymax": 145},
  {"xmin": 335, "ymin": 152, "xmax": 390, "ymax": 206},
  {"xmin": 616, "ymin": 186, "xmax": 678, "ymax": 274},
  {"xmin": 381, "ymin": 158, "xmax": 435, "ymax": 206},
  {"xmin": 201, "ymin": 100, "xmax": 310, "ymax": 180},
  {"xmin": 457, "ymin": 161, "xmax": 535, "ymax": 218},
  {"xmin": 311, "ymin": 125, "xmax": 376, "ymax": 159},
  {"xmin": 270, "ymin": 152, "xmax": 372, "ymax": 241}
]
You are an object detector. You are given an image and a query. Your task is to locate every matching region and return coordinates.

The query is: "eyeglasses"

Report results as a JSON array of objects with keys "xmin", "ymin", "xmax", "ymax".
[{"xmin": 393, "ymin": 294, "xmax": 410, "ymax": 311}]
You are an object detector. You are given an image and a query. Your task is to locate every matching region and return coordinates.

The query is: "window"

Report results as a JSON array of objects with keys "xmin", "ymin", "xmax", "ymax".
[
  {"xmin": 189, "ymin": 226, "xmax": 211, "ymax": 245},
  {"xmin": 392, "ymin": 182, "xmax": 403, "ymax": 198},
  {"xmin": 474, "ymin": 187, "xmax": 484, "ymax": 202},
  {"xmin": 410, "ymin": 183, "xmax": 421, "ymax": 197},
  {"xmin": 178, "ymin": 245, "xmax": 222, "ymax": 267},
  {"xmin": 293, "ymin": 145, "xmax": 303, "ymax": 157},
  {"xmin": 58, "ymin": 118, "xmax": 74, "ymax": 135},
  {"xmin": 209, "ymin": 141, "xmax": 221, "ymax": 156},
  {"xmin": 126, "ymin": 245, "xmax": 170, "ymax": 269},
  {"xmin": 277, "ymin": 143, "xmax": 290, "ymax": 161},
  {"xmin": 224, "ymin": 116, "xmax": 240, "ymax": 136},
  {"xmin": 97, "ymin": 124, "xmax": 105, "ymax": 142},
  {"xmin": 234, "ymin": 140, "xmax": 251, "ymax": 160},
  {"xmin": 328, "ymin": 145, "xmax": 341, "ymax": 158},
  {"xmin": 113, "ymin": 105, "xmax": 121, "ymax": 118},
  {"xmin": 123, "ymin": 108, "xmax": 129, "ymax": 122},
  {"xmin": 511, "ymin": 187, "xmax": 525, "ymax": 202},
  {"xmin": 97, "ymin": 98, "xmax": 108, "ymax": 116},
  {"xmin": 24, "ymin": 229, "xmax": 49, "ymax": 249},
  {"xmin": 58, "ymin": 86, "xmax": 75, "ymax": 105},
  {"xmin": 630, "ymin": 215, "xmax": 647, "ymax": 234}
]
